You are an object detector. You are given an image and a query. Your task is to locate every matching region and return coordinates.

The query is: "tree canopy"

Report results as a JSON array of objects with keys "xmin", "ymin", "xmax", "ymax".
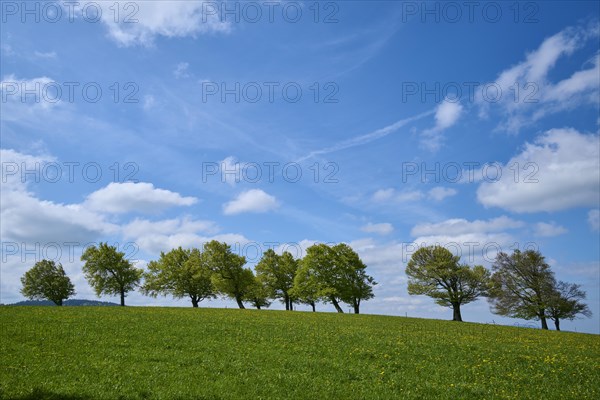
[
  {"xmin": 81, "ymin": 242, "xmax": 142, "ymax": 306},
  {"xmin": 255, "ymin": 249, "xmax": 298, "ymax": 310},
  {"xmin": 488, "ymin": 250, "xmax": 555, "ymax": 329},
  {"xmin": 546, "ymin": 281, "xmax": 592, "ymax": 331},
  {"xmin": 20, "ymin": 260, "xmax": 75, "ymax": 306},
  {"xmin": 142, "ymin": 247, "xmax": 215, "ymax": 307},
  {"xmin": 406, "ymin": 245, "xmax": 491, "ymax": 322},
  {"xmin": 293, "ymin": 243, "xmax": 376, "ymax": 313},
  {"xmin": 203, "ymin": 240, "xmax": 253, "ymax": 309}
]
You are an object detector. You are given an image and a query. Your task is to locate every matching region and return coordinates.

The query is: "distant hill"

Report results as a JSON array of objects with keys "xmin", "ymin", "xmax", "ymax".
[{"xmin": 7, "ymin": 299, "xmax": 119, "ymax": 306}]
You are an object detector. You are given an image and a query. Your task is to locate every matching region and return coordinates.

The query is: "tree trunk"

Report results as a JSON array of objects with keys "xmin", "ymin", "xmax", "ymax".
[
  {"xmin": 311, "ymin": 302, "xmax": 316, "ymax": 312},
  {"xmin": 452, "ymin": 302, "xmax": 462, "ymax": 321},
  {"xmin": 235, "ymin": 296, "xmax": 245, "ymax": 309},
  {"xmin": 55, "ymin": 299, "xmax": 63, "ymax": 306},
  {"xmin": 331, "ymin": 297, "xmax": 344, "ymax": 313},
  {"xmin": 353, "ymin": 300, "xmax": 360, "ymax": 314},
  {"xmin": 284, "ymin": 294, "xmax": 290, "ymax": 311},
  {"xmin": 120, "ymin": 291, "xmax": 125, "ymax": 306},
  {"xmin": 191, "ymin": 297, "xmax": 199, "ymax": 308},
  {"xmin": 554, "ymin": 318, "xmax": 560, "ymax": 331},
  {"xmin": 540, "ymin": 315, "xmax": 549, "ymax": 330},
  {"xmin": 256, "ymin": 304, "xmax": 261, "ymax": 310},
  {"xmin": 290, "ymin": 300, "xmax": 293, "ymax": 311}
]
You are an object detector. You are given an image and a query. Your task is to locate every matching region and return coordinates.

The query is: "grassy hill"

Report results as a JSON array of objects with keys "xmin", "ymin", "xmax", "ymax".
[
  {"xmin": 7, "ymin": 299, "xmax": 119, "ymax": 307},
  {"xmin": 1, "ymin": 307, "xmax": 598, "ymax": 400}
]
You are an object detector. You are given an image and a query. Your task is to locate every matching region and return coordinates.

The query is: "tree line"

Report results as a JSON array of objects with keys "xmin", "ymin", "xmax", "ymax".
[
  {"xmin": 20, "ymin": 241, "xmax": 376, "ymax": 314},
  {"xmin": 405, "ymin": 246, "xmax": 591, "ymax": 331},
  {"xmin": 20, "ymin": 242, "xmax": 591, "ymax": 331}
]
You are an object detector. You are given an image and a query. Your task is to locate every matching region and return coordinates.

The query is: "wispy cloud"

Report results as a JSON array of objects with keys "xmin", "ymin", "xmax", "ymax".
[{"xmin": 296, "ymin": 109, "xmax": 434, "ymax": 162}]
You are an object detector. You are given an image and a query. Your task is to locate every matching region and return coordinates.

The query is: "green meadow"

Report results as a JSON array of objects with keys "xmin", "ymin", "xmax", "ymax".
[{"xmin": 1, "ymin": 306, "xmax": 598, "ymax": 399}]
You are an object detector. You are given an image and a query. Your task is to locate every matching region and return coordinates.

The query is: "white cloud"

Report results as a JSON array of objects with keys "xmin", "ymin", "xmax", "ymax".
[
  {"xmin": 361, "ymin": 222, "xmax": 394, "ymax": 235},
  {"xmin": 220, "ymin": 156, "xmax": 242, "ymax": 186},
  {"xmin": 0, "ymin": 75, "xmax": 62, "ymax": 120},
  {"xmin": 588, "ymin": 210, "xmax": 600, "ymax": 232},
  {"xmin": 223, "ymin": 189, "xmax": 279, "ymax": 215},
  {"xmin": 477, "ymin": 128, "xmax": 600, "ymax": 212},
  {"xmin": 533, "ymin": 222, "xmax": 567, "ymax": 237},
  {"xmin": 433, "ymin": 99, "xmax": 463, "ymax": 130},
  {"xmin": 122, "ymin": 217, "xmax": 218, "ymax": 239},
  {"xmin": 411, "ymin": 216, "xmax": 524, "ymax": 237},
  {"xmin": 420, "ymin": 99, "xmax": 463, "ymax": 152},
  {"xmin": 408, "ymin": 216, "xmax": 527, "ymax": 266},
  {"xmin": 297, "ymin": 109, "xmax": 434, "ymax": 162},
  {"xmin": 372, "ymin": 188, "xmax": 423, "ymax": 203},
  {"xmin": 143, "ymin": 95, "xmax": 156, "ymax": 111},
  {"xmin": 478, "ymin": 23, "xmax": 600, "ymax": 132},
  {"xmin": 84, "ymin": 182, "xmax": 198, "ymax": 214},
  {"xmin": 174, "ymin": 62, "xmax": 190, "ymax": 79},
  {"xmin": 98, "ymin": 1, "xmax": 231, "ymax": 47},
  {"xmin": 0, "ymin": 149, "xmax": 117, "ymax": 243},
  {"xmin": 427, "ymin": 187, "xmax": 457, "ymax": 202},
  {"xmin": 34, "ymin": 51, "xmax": 57, "ymax": 59},
  {"xmin": 121, "ymin": 217, "xmax": 246, "ymax": 255}
]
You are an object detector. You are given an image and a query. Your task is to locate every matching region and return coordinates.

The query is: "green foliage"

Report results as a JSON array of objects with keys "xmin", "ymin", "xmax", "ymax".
[
  {"xmin": 488, "ymin": 250, "xmax": 555, "ymax": 329},
  {"xmin": 81, "ymin": 242, "xmax": 142, "ymax": 306},
  {"xmin": 203, "ymin": 240, "xmax": 251, "ymax": 309},
  {"xmin": 255, "ymin": 249, "xmax": 298, "ymax": 310},
  {"xmin": 142, "ymin": 247, "xmax": 215, "ymax": 307},
  {"xmin": 293, "ymin": 243, "xmax": 376, "ymax": 313},
  {"xmin": 406, "ymin": 246, "xmax": 491, "ymax": 321},
  {"xmin": 20, "ymin": 260, "xmax": 75, "ymax": 306},
  {"xmin": 546, "ymin": 281, "xmax": 592, "ymax": 331},
  {"xmin": 1, "ymin": 307, "xmax": 599, "ymax": 400},
  {"xmin": 245, "ymin": 274, "xmax": 272, "ymax": 310}
]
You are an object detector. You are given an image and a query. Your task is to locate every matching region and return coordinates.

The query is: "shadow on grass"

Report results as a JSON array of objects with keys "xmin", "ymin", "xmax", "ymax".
[
  {"xmin": 2, "ymin": 388, "xmax": 219, "ymax": 400},
  {"xmin": 1, "ymin": 388, "xmax": 91, "ymax": 400}
]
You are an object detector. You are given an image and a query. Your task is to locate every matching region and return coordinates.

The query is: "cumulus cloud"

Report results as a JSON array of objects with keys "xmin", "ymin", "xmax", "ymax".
[
  {"xmin": 361, "ymin": 222, "xmax": 394, "ymax": 235},
  {"xmin": 96, "ymin": 0, "xmax": 231, "ymax": 47},
  {"xmin": 0, "ymin": 149, "xmax": 118, "ymax": 244},
  {"xmin": 121, "ymin": 217, "xmax": 247, "ymax": 255},
  {"xmin": 84, "ymin": 182, "xmax": 198, "ymax": 214},
  {"xmin": 477, "ymin": 128, "xmax": 600, "ymax": 212},
  {"xmin": 533, "ymin": 222, "xmax": 568, "ymax": 237},
  {"xmin": 0, "ymin": 75, "xmax": 66, "ymax": 124},
  {"xmin": 223, "ymin": 189, "xmax": 279, "ymax": 215},
  {"xmin": 427, "ymin": 187, "xmax": 457, "ymax": 202},
  {"xmin": 408, "ymin": 216, "xmax": 529, "ymax": 265},
  {"xmin": 420, "ymin": 99, "xmax": 463, "ymax": 152}
]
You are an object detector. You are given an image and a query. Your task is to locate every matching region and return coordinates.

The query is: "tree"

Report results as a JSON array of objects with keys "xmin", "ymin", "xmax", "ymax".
[
  {"xmin": 290, "ymin": 261, "xmax": 321, "ymax": 312},
  {"xmin": 20, "ymin": 260, "xmax": 75, "ymax": 306},
  {"xmin": 406, "ymin": 246, "xmax": 491, "ymax": 322},
  {"xmin": 488, "ymin": 249, "xmax": 555, "ymax": 329},
  {"xmin": 245, "ymin": 274, "xmax": 272, "ymax": 310},
  {"xmin": 332, "ymin": 243, "xmax": 376, "ymax": 314},
  {"xmin": 203, "ymin": 240, "xmax": 252, "ymax": 309},
  {"xmin": 547, "ymin": 281, "xmax": 592, "ymax": 331},
  {"xmin": 295, "ymin": 243, "xmax": 376, "ymax": 313},
  {"xmin": 255, "ymin": 249, "xmax": 298, "ymax": 310},
  {"xmin": 81, "ymin": 242, "xmax": 142, "ymax": 306},
  {"xmin": 142, "ymin": 247, "xmax": 215, "ymax": 307},
  {"xmin": 296, "ymin": 244, "xmax": 344, "ymax": 312}
]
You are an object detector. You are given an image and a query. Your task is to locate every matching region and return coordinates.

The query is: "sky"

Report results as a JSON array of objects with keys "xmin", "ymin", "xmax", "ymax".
[{"xmin": 1, "ymin": 1, "xmax": 599, "ymax": 334}]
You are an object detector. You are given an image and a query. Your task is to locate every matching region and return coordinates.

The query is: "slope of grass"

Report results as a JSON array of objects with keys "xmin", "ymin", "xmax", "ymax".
[{"xmin": 1, "ymin": 306, "xmax": 598, "ymax": 399}]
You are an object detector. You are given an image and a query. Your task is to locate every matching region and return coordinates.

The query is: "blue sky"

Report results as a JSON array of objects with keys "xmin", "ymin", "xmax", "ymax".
[{"xmin": 1, "ymin": 1, "xmax": 599, "ymax": 333}]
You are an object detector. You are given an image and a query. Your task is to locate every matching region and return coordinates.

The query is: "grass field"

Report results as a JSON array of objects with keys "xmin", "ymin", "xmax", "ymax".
[{"xmin": 1, "ymin": 307, "xmax": 598, "ymax": 400}]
